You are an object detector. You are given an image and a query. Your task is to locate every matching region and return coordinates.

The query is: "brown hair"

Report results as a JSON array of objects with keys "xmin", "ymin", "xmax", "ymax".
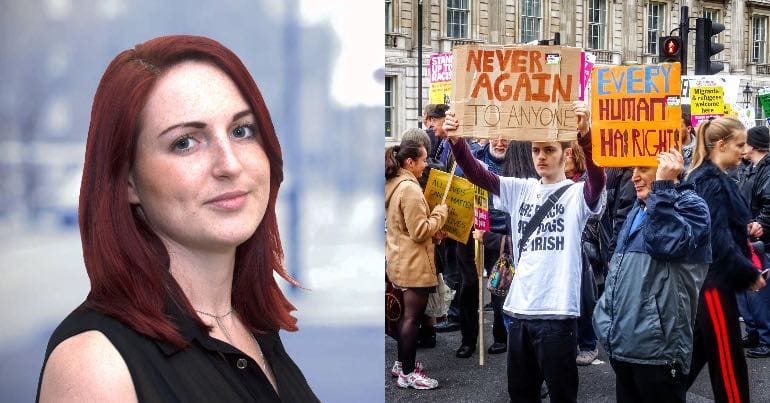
[
  {"xmin": 385, "ymin": 140, "xmax": 425, "ymax": 179},
  {"xmin": 687, "ymin": 116, "xmax": 745, "ymax": 176},
  {"xmin": 566, "ymin": 140, "xmax": 586, "ymax": 175}
]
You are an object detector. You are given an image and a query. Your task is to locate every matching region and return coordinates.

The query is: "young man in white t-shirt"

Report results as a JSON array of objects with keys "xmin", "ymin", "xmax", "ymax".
[{"xmin": 439, "ymin": 102, "xmax": 606, "ymax": 402}]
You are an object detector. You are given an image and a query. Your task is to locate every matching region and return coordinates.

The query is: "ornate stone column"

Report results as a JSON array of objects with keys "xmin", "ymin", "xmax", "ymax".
[
  {"xmin": 731, "ymin": 0, "xmax": 746, "ymax": 74},
  {"xmin": 622, "ymin": 0, "xmax": 639, "ymax": 64},
  {"xmin": 560, "ymin": 0, "xmax": 576, "ymax": 46}
]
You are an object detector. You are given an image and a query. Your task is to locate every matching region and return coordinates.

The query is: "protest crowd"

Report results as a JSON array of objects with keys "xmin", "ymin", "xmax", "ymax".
[{"xmin": 385, "ymin": 61, "xmax": 770, "ymax": 401}]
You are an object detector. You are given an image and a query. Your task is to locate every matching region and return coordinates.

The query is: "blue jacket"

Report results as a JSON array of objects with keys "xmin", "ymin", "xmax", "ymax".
[
  {"xmin": 686, "ymin": 160, "xmax": 760, "ymax": 290},
  {"xmin": 593, "ymin": 180, "xmax": 711, "ymax": 374}
]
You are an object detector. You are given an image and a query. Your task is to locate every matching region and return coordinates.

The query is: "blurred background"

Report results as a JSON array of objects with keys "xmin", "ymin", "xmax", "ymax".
[{"xmin": 0, "ymin": 0, "xmax": 383, "ymax": 401}]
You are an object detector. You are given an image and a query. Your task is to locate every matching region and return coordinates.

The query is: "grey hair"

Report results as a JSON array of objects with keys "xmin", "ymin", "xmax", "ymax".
[{"xmin": 401, "ymin": 128, "xmax": 431, "ymax": 152}]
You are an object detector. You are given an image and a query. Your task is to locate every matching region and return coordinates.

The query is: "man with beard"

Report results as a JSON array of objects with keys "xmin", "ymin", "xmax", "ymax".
[{"xmin": 472, "ymin": 137, "xmax": 514, "ymax": 355}]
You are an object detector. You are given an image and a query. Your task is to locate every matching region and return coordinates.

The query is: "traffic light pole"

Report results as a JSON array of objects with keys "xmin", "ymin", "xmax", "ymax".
[
  {"xmin": 679, "ymin": 6, "xmax": 688, "ymax": 74},
  {"xmin": 417, "ymin": 0, "xmax": 423, "ymax": 128}
]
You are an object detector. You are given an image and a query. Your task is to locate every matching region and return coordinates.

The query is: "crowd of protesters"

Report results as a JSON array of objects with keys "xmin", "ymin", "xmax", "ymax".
[{"xmin": 385, "ymin": 101, "xmax": 770, "ymax": 401}]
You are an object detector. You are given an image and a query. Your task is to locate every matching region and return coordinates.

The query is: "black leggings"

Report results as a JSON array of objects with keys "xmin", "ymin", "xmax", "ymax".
[{"xmin": 397, "ymin": 289, "xmax": 429, "ymax": 375}]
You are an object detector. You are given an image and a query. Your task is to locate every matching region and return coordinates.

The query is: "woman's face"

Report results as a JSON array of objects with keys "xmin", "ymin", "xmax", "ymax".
[
  {"xmin": 716, "ymin": 130, "xmax": 748, "ymax": 168},
  {"xmin": 406, "ymin": 147, "xmax": 428, "ymax": 178},
  {"xmin": 128, "ymin": 61, "xmax": 270, "ymax": 253}
]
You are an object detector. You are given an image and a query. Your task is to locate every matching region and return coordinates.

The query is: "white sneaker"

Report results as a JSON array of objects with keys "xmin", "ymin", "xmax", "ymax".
[
  {"xmin": 576, "ymin": 348, "xmax": 598, "ymax": 366},
  {"xmin": 397, "ymin": 370, "xmax": 439, "ymax": 390},
  {"xmin": 390, "ymin": 360, "xmax": 424, "ymax": 377}
]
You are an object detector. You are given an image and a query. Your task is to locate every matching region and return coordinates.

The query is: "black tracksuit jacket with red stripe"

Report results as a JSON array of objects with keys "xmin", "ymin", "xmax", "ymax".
[{"xmin": 686, "ymin": 160, "xmax": 761, "ymax": 290}]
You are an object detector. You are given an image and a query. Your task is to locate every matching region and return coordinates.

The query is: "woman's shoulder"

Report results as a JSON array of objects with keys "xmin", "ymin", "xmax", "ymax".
[
  {"xmin": 687, "ymin": 163, "xmax": 722, "ymax": 191},
  {"xmin": 38, "ymin": 308, "xmax": 136, "ymax": 402}
]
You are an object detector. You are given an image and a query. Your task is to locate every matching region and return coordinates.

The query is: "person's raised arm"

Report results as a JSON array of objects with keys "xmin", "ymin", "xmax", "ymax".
[
  {"xmin": 644, "ymin": 149, "xmax": 710, "ymax": 260},
  {"xmin": 575, "ymin": 101, "xmax": 606, "ymax": 209},
  {"xmin": 440, "ymin": 112, "xmax": 501, "ymax": 195}
]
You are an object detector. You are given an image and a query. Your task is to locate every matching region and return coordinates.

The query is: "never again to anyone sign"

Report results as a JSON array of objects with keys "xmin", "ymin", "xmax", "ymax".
[
  {"xmin": 424, "ymin": 169, "xmax": 475, "ymax": 244},
  {"xmin": 591, "ymin": 63, "xmax": 682, "ymax": 167},
  {"xmin": 451, "ymin": 44, "xmax": 582, "ymax": 141}
]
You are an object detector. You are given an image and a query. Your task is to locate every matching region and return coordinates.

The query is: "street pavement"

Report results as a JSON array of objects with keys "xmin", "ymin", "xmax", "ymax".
[{"xmin": 385, "ymin": 309, "xmax": 770, "ymax": 402}]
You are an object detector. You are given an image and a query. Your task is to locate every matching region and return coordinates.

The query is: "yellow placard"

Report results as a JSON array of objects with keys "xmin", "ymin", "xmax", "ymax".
[
  {"xmin": 691, "ymin": 85, "xmax": 724, "ymax": 126},
  {"xmin": 451, "ymin": 44, "xmax": 582, "ymax": 141},
  {"xmin": 429, "ymin": 82, "xmax": 452, "ymax": 104},
  {"xmin": 590, "ymin": 63, "xmax": 682, "ymax": 167},
  {"xmin": 423, "ymin": 169, "xmax": 474, "ymax": 244},
  {"xmin": 724, "ymin": 103, "xmax": 733, "ymax": 116}
]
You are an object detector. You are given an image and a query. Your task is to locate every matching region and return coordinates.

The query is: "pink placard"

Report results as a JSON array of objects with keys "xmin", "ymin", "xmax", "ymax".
[{"xmin": 429, "ymin": 52, "xmax": 453, "ymax": 84}]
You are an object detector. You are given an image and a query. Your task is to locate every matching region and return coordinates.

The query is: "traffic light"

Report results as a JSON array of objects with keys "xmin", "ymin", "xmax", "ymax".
[
  {"xmin": 659, "ymin": 36, "xmax": 683, "ymax": 63},
  {"xmin": 695, "ymin": 17, "xmax": 725, "ymax": 75}
]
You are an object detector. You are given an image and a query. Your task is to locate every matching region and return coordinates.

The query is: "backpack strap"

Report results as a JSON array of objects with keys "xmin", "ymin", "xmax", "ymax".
[{"xmin": 517, "ymin": 183, "xmax": 574, "ymax": 256}]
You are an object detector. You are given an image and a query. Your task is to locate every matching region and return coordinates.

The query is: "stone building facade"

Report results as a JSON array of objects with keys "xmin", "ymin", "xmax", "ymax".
[{"xmin": 385, "ymin": 0, "xmax": 770, "ymax": 145}]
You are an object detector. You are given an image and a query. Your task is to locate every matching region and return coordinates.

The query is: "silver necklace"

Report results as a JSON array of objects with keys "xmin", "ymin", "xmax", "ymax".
[
  {"xmin": 196, "ymin": 308, "xmax": 276, "ymax": 390},
  {"xmin": 195, "ymin": 308, "xmax": 234, "ymax": 343}
]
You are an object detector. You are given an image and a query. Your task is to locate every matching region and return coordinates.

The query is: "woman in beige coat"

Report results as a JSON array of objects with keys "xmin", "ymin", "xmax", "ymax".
[{"xmin": 385, "ymin": 139, "xmax": 448, "ymax": 390}]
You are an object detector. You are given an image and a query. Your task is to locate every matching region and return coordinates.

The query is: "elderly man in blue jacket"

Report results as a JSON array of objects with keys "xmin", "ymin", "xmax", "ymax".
[{"xmin": 593, "ymin": 148, "xmax": 712, "ymax": 402}]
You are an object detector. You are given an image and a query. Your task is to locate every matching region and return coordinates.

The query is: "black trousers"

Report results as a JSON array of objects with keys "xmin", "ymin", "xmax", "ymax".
[
  {"xmin": 455, "ymin": 236, "xmax": 479, "ymax": 347},
  {"xmin": 687, "ymin": 285, "xmax": 750, "ymax": 402},
  {"xmin": 506, "ymin": 317, "xmax": 578, "ymax": 402},
  {"xmin": 482, "ymin": 232, "xmax": 508, "ymax": 344},
  {"xmin": 610, "ymin": 359, "xmax": 686, "ymax": 403},
  {"xmin": 491, "ymin": 293, "xmax": 507, "ymax": 343},
  {"xmin": 576, "ymin": 251, "xmax": 598, "ymax": 350}
]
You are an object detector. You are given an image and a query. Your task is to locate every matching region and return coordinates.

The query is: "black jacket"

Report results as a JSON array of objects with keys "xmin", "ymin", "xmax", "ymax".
[
  {"xmin": 738, "ymin": 153, "xmax": 770, "ymax": 248},
  {"xmin": 686, "ymin": 160, "xmax": 760, "ymax": 290},
  {"xmin": 598, "ymin": 168, "xmax": 636, "ymax": 273}
]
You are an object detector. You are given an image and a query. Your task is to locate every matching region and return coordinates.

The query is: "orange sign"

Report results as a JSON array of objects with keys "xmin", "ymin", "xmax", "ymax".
[
  {"xmin": 451, "ymin": 44, "xmax": 582, "ymax": 141},
  {"xmin": 591, "ymin": 63, "xmax": 682, "ymax": 167}
]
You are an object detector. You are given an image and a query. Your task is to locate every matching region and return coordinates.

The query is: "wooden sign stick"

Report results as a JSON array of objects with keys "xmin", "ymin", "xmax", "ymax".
[
  {"xmin": 440, "ymin": 161, "xmax": 458, "ymax": 205},
  {"xmin": 477, "ymin": 239, "xmax": 485, "ymax": 366}
]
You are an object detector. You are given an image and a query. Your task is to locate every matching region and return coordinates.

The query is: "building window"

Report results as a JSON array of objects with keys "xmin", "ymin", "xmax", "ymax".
[
  {"xmin": 647, "ymin": 2, "xmax": 665, "ymax": 55},
  {"xmin": 753, "ymin": 16, "xmax": 768, "ymax": 64},
  {"xmin": 520, "ymin": 0, "xmax": 542, "ymax": 43},
  {"xmin": 386, "ymin": 0, "xmax": 393, "ymax": 33},
  {"xmin": 385, "ymin": 76, "xmax": 394, "ymax": 138},
  {"xmin": 447, "ymin": 0, "xmax": 470, "ymax": 39},
  {"xmin": 587, "ymin": 0, "xmax": 607, "ymax": 50},
  {"xmin": 703, "ymin": 8, "xmax": 721, "ymax": 43}
]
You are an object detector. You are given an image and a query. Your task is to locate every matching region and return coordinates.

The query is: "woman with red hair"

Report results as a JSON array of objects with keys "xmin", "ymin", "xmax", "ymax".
[{"xmin": 36, "ymin": 35, "xmax": 318, "ymax": 402}]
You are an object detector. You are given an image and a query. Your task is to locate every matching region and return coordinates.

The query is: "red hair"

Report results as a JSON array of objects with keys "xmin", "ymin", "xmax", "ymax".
[{"xmin": 79, "ymin": 35, "xmax": 298, "ymax": 348}]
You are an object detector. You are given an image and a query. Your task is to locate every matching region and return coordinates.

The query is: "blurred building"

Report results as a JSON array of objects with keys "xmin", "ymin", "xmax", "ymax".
[
  {"xmin": 0, "ymin": 0, "xmax": 382, "ymax": 231},
  {"xmin": 385, "ymin": 0, "xmax": 770, "ymax": 145}
]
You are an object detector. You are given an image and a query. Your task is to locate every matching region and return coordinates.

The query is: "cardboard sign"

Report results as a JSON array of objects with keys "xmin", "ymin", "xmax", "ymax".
[
  {"xmin": 424, "ymin": 169, "xmax": 474, "ymax": 243},
  {"xmin": 590, "ymin": 63, "xmax": 682, "ymax": 167},
  {"xmin": 473, "ymin": 186, "xmax": 489, "ymax": 231},
  {"xmin": 759, "ymin": 88, "xmax": 770, "ymax": 118},
  {"xmin": 451, "ymin": 44, "xmax": 582, "ymax": 141},
  {"xmin": 429, "ymin": 53, "xmax": 453, "ymax": 104},
  {"xmin": 691, "ymin": 85, "xmax": 725, "ymax": 126}
]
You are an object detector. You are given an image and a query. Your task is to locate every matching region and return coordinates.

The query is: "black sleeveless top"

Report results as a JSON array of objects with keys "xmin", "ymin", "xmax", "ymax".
[{"xmin": 36, "ymin": 303, "xmax": 319, "ymax": 402}]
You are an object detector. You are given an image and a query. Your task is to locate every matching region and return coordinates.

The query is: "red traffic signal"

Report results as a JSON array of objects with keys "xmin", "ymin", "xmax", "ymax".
[{"xmin": 659, "ymin": 36, "xmax": 683, "ymax": 62}]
